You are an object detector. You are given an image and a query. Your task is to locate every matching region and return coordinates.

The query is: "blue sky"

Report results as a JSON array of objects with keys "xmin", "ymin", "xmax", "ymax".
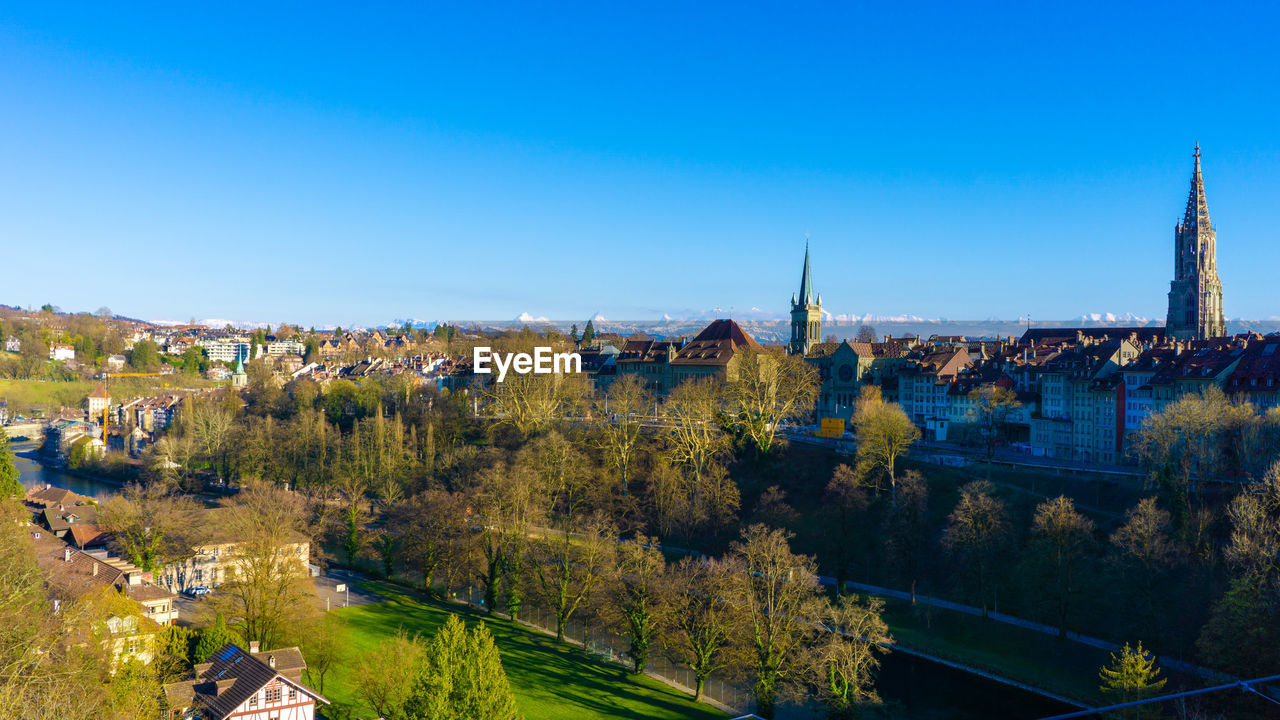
[{"xmin": 2, "ymin": 3, "xmax": 1279, "ymax": 326}]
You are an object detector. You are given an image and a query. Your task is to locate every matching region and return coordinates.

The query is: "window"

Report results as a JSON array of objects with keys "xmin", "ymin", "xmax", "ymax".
[
  {"xmin": 288, "ymin": 688, "xmax": 297, "ymax": 701},
  {"xmin": 267, "ymin": 687, "xmax": 282, "ymax": 702},
  {"xmin": 250, "ymin": 695, "xmax": 258, "ymax": 708}
]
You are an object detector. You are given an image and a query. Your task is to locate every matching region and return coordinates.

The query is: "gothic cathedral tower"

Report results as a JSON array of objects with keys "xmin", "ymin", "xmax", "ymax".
[
  {"xmin": 1166, "ymin": 144, "xmax": 1226, "ymax": 340},
  {"xmin": 789, "ymin": 243, "xmax": 822, "ymax": 355}
]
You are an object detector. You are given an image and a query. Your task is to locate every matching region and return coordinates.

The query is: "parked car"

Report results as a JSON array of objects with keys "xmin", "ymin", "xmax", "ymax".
[{"xmin": 185, "ymin": 586, "xmax": 211, "ymax": 598}]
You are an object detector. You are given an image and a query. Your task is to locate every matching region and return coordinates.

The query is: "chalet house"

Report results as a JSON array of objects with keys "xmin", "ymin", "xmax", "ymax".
[{"xmin": 164, "ymin": 643, "xmax": 329, "ymax": 720}]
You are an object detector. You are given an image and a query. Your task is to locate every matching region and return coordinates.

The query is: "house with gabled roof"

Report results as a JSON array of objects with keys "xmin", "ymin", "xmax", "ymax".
[
  {"xmin": 164, "ymin": 642, "xmax": 329, "ymax": 720},
  {"xmin": 669, "ymin": 319, "xmax": 764, "ymax": 387}
]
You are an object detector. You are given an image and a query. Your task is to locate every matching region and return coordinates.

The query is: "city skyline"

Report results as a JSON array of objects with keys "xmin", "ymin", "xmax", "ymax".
[{"xmin": 3, "ymin": 4, "xmax": 1280, "ymax": 325}]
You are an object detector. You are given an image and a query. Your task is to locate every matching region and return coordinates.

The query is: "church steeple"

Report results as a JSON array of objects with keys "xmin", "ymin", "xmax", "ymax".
[
  {"xmin": 798, "ymin": 242, "xmax": 815, "ymax": 306},
  {"xmin": 1181, "ymin": 142, "xmax": 1211, "ymax": 232},
  {"xmin": 789, "ymin": 241, "xmax": 822, "ymax": 355},
  {"xmin": 1167, "ymin": 144, "xmax": 1225, "ymax": 340}
]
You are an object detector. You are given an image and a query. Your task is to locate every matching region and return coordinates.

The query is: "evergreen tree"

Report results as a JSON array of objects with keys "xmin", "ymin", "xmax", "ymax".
[
  {"xmin": 194, "ymin": 614, "xmax": 241, "ymax": 662},
  {"xmin": 581, "ymin": 320, "xmax": 596, "ymax": 347},
  {"xmin": 570, "ymin": 324, "xmax": 579, "ymax": 344},
  {"xmin": 402, "ymin": 614, "xmax": 520, "ymax": 720},
  {"xmin": 0, "ymin": 426, "xmax": 21, "ymax": 500},
  {"xmin": 1098, "ymin": 642, "xmax": 1166, "ymax": 719}
]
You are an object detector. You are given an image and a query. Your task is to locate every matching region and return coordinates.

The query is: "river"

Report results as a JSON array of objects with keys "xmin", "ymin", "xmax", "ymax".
[
  {"xmin": 11, "ymin": 440, "xmax": 123, "ymax": 499},
  {"xmin": 874, "ymin": 650, "xmax": 1074, "ymax": 719}
]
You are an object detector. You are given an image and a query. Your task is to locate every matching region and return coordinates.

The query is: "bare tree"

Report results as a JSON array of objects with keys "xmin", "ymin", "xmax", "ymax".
[
  {"xmin": 614, "ymin": 534, "xmax": 667, "ymax": 673},
  {"xmin": 388, "ymin": 490, "xmax": 470, "ymax": 592},
  {"xmin": 207, "ymin": 487, "xmax": 317, "ymax": 649},
  {"xmin": 664, "ymin": 378, "xmax": 730, "ymax": 513},
  {"xmin": 853, "ymin": 393, "xmax": 920, "ymax": 504},
  {"xmin": 943, "ymin": 481, "xmax": 1009, "ymax": 618},
  {"xmin": 98, "ymin": 484, "xmax": 207, "ymax": 572},
  {"xmin": 728, "ymin": 349, "xmax": 819, "ymax": 457},
  {"xmin": 966, "ymin": 385, "xmax": 1021, "ymax": 463},
  {"xmin": 354, "ymin": 630, "xmax": 426, "ymax": 720},
  {"xmin": 660, "ymin": 557, "xmax": 737, "ymax": 702},
  {"xmin": 729, "ymin": 525, "xmax": 825, "ymax": 719},
  {"xmin": 1027, "ymin": 496, "xmax": 1096, "ymax": 638},
  {"xmin": 594, "ymin": 374, "xmax": 652, "ymax": 495},
  {"xmin": 528, "ymin": 517, "xmax": 617, "ymax": 643},
  {"xmin": 814, "ymin": 594, "xmax": 890, "ymax": 719}
]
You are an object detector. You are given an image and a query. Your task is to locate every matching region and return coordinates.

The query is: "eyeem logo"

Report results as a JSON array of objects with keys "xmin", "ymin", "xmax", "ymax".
[{"xmin": 473, "ymin": 347, "xmax": 582, "ymax": 382}]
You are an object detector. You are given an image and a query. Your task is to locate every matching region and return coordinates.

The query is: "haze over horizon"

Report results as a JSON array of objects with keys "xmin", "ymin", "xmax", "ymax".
[{"xmin": 3, "ymin": 3, "xmax": 1279, "ymax": 326}]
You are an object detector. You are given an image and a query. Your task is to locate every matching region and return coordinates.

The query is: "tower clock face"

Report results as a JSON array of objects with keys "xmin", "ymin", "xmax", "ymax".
[{"xmin": 838, "ymin": 364, "xmax": 854, "ymax": 382}]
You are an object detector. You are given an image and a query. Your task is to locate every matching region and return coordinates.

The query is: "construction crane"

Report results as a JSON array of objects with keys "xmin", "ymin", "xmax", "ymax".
[{"xmin": 98, "ymin": 371, "xmax": 169, "ymax": 438}]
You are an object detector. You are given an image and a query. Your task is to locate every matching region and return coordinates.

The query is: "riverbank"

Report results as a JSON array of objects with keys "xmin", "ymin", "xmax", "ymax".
[{"xmin": 12, "ymin": 442, "xmax": 126, "ymax": 499}]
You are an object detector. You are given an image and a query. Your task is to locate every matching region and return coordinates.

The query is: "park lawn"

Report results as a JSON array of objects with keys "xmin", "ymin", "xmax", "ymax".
[{"xmin": 326, "ymin": 581, "xmax": 727, "ymax": 720}]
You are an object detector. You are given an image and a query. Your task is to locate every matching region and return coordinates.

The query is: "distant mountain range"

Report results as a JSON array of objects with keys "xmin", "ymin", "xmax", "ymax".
[{"xmin": 139, "ymin": 312, "xmax": 1280, "ymax": 343}]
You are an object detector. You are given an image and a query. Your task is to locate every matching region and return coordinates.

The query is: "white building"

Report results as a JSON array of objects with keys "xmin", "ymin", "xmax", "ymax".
[
  {"xmin": 265, "ymin": 340, "xmax": 307, "ymax": 356},
  {"xmin": 201, "ymin": 339, "xmax": 251, "ymax": 364},
  {"xmin": 49, "ymin": 343, "xmax": 75, "ymax": 361}
]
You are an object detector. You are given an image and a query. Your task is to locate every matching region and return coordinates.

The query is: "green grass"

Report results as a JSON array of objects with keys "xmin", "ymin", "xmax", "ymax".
[
  {"xmin": 0, "ymin": 376, "xmax": 216, "ymax": 414},
  {"xmin": 326, "ymin": 581, "xmax": 727, "ymax": 720}
]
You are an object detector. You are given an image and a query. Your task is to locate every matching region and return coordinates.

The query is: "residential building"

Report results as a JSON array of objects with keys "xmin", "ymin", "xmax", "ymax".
[
  {"xmin": 35, "ymin": 542, "xmax": 179, "ymax": 662},
  {"xmin": 155, "ymin": 509, "xmax": 310, "ymax": 593},
  {"xmin": 1226, "ymin": 335, "xmax": 1280, "ymax": 409},
  {"xmin": 1166, "ymin": 144, "xmax": 1226, "ymax": 341},
  {"xmin": 201, "ymin": 339, "xmax": 251, "ymax": 364},
  {"xmin": 669, "ymin": 319, "xmax": 764, "ymax": 387},
  {"xmin": 897, "ymin": 348, "xmax": 970, "ymax": 440},
  {"xmin": 1030, "ymin": 339, "xmax": 1139, "ymax": 462},
  {"xmin": 49, "ymin": 343, "xmax": 75, "ymax": 361},
  {"xmin": 4, "ymin": 336, "xmax": 20, "ymax": 352},
  {"xmin": 87, "ymin": 384, "xmax": 111, "ymax": 418},
  {"xmin": 614, "ymin": 337, "xmax": 682, "ymax": 395},
  {"xmin": 106, "ymin": 354, "xmax": 127, "ymax": 370},
  {"xmin": 265, "ymin": 339, "xmax": 307, "ymax": 356}
]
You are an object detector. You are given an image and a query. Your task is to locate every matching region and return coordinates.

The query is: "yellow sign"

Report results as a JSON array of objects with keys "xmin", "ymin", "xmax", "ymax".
[{"xmin": 817, "ymin": 418, "xmax": 846, "ymax": 438}]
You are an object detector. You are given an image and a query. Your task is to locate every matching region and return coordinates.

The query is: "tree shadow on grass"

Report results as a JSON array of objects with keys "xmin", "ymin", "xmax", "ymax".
[{"xmin": 335, "ymin": 581, "xmax": 728, "ymax": 720}]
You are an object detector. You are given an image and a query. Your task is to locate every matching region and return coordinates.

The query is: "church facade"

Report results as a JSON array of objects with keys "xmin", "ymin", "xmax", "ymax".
[{"xmin": 1166, "ymin": 144, "xmax": 1226, "ymax": 340}]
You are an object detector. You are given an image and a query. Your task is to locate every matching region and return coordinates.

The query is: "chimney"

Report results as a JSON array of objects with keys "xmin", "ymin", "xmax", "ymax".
[
  {"xmin": 249, "ymin": 641, "xmax": 260, "ymax": 654},
  {"xmin": 267, "ymin": 654, "xmax": 276, "ymax": 669},
  {"xmin": 92, "ymin": 562, "xmax": 98, "ymax": 576},
  {"xmin": 63, "ymin": 547, "xmax": 74, "ymax": 563}
]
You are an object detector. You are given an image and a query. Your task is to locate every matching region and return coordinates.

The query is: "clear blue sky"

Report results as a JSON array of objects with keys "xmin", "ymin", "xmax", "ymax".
[{"xmin": 3, "ymin": 3, "xmax": 1279, "ymax": 326}]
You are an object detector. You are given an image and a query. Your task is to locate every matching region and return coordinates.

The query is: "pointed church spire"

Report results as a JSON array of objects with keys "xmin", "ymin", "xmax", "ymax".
[
  {"xmin": 797, "ymin": 242, "xmax": 814, "ymax": 306},
  {"xmin": 1182, "ymin": 142, "xmax": 1210, "ymax": 231}
]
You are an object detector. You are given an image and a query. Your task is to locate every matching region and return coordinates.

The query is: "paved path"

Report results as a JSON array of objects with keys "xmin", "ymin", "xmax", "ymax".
[{"xmin": 315, "ymin": 568, "xmax": 386, "ymax": 609}]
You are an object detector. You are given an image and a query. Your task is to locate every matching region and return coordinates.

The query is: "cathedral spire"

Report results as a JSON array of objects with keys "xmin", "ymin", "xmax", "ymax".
[
  {"xmin": 1182, "ymin": 142, "xmax": 1210, "ymax": 231},
  {"xmin": 798, "ymin": 241, "xmax": 814, "ymax": 306}
]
